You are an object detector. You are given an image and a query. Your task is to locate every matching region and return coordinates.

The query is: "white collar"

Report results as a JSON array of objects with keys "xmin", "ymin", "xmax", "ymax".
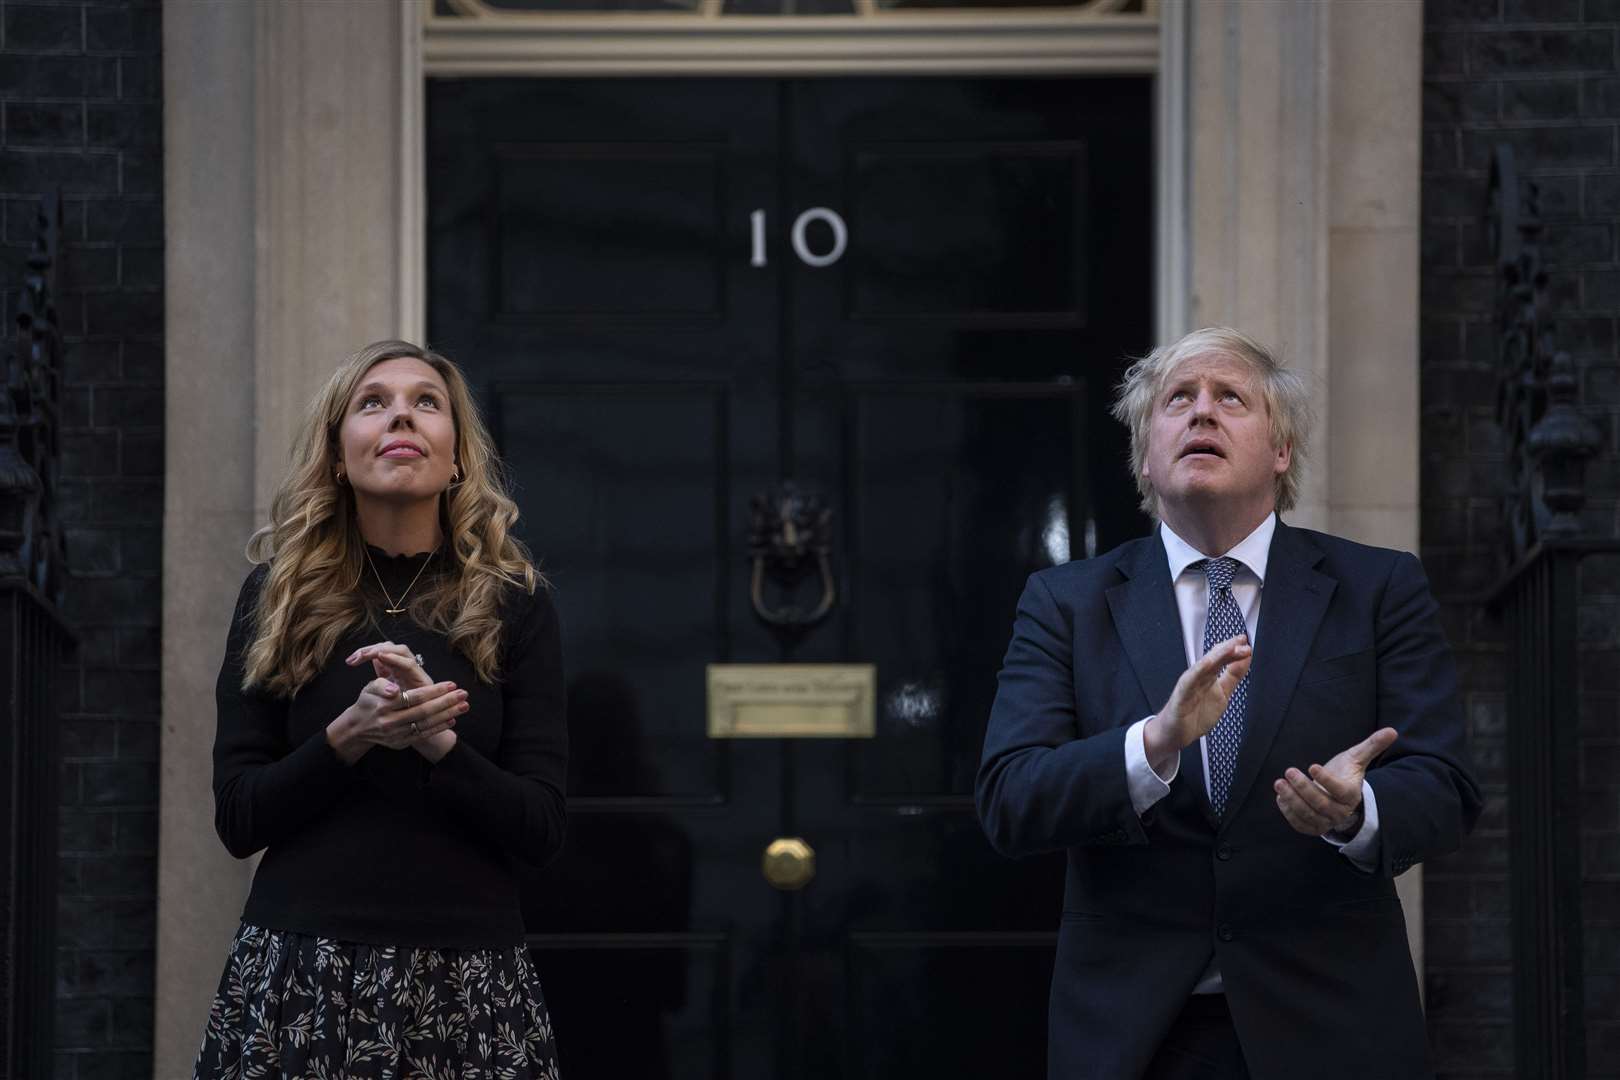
[{"xmin": 1159, "ymin": 512, "xmax": 1276, "ymax": 585}]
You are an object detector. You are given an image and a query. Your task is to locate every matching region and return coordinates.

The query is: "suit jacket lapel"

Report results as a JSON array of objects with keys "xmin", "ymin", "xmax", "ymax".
[
  {"xmin": 1221, "ymin": 519, "xmax": 1335, "ymax": 824},
  {"xmin": 1105, "ymin": 531, "xmax": 1185, "ymax": 716},
  {"xmin": 1105, "ymin": 532, "xmax": 1221, "ymax": 827}
]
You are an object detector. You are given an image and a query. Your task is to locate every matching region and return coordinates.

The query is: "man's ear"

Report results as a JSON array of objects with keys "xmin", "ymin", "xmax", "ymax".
[{"xmin": 1274, "ymin": 441, "xmax": 1292, "ymax": 475}]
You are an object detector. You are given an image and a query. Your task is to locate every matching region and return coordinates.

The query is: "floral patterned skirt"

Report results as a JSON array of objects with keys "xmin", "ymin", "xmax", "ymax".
[{"xmin": 193, "ymin": 923, "xmax": 561, "ymax": 1080}]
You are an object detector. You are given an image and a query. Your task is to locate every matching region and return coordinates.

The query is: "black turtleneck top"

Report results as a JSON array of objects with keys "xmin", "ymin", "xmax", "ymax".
[{"xmin": 211, "ymin": 546, "xmax": 566, "ymax": 948}]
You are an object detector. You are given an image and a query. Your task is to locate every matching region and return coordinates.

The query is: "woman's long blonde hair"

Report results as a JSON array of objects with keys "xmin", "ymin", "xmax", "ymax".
[{"xmin": 242, "ymin": 340, "xmax": 539, "ymax": 697}]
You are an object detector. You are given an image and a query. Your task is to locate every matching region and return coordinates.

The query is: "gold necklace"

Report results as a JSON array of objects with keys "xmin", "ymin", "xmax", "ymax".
[{"xmin": 364, "ymin": 543, "xmax": 440, "ymax": 615}]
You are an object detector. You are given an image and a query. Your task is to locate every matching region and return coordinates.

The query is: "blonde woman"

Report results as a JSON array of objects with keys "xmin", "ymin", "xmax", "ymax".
[{"xmin": 193, "ymin": 341, "xmax": 565, "ymax": 1079}]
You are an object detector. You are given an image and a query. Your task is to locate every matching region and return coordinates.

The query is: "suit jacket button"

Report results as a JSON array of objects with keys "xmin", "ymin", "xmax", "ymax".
[
  {"xmin": 1217, "ymin": 924, "xmax": 1234, "ymax": 942},
  {"xmin": 1216, "ymin": 844, "xmax": 1233, "ymax": 861}
]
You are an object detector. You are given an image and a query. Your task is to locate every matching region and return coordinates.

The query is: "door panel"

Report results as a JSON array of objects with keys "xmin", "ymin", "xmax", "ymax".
[
  {"xmin": 534, "ymin": 932, "xmax": 727, "ymax": 1080},
  {"xmin": 493, "ymin": 144, "xmax": 728, "ymax": 320},
  {"xmin": 428, "ymin": 75, "xmax": 1151, "ymax": 1080},
  {"xmin": 497, "ymin": 384, "xmax": 732, "ymax": 799},
  {"xmin": 840, "ymin": 384, "xmax": 1085, "ymax": 802},
  {"xmin": 433, "ymin": 77, "xmax": 785, "ymax": 1080},
  {"xmin": 848, "ymin": 142, "xmax": 1087, "ymax": 321},
  {"xmin": 785, "ymin": 77, "xmax": 1149, "ymax": 1078},
  {"xmin": 847, "ymin": 933, "xmax": 1055, "ymax": 1078}
]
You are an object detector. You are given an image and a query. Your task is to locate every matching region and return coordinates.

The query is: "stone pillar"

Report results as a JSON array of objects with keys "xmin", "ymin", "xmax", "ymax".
[
  {"xmin": 1184, "ymin": 0, "xmax": 1331, "ymax": 530},
  {"xmin": 1324, "ymin": 0, "xmax": 1425, "ymax": 982},
  {"xmin": 156, "ymin": 3, "xmax": 413, "ymax": 1076},
  {"xmin": 1325, "ymin": 2, "xmax": 1422, "ymax": 556},
  {"xmin": 157, "ymin": 5, "xmax": 258, "ymax": 1075},
  {"xmin": 1178, "ymin": 0, "xmax": 1425, "ymax": 979},
  {"xmin": 250, "ymin": 0, "xmax": 418, "ymax": 514},
  {"xmin": 1180, "ymin": 0, "xmax": 1421, "ymax": 543}
]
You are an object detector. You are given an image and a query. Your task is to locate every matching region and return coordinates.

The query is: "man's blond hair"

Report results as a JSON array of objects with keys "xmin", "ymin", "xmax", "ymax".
[{"xmin": 1110, "ymin": 327, "xmax": 1312, "ymax": 518}]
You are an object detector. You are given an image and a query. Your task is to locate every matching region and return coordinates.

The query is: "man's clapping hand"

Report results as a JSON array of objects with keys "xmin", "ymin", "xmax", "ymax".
[
  {"xmin": 1142, "ymin": 634, "xmax": 1252, "ymax": 778},
  {"xmin": 1274, "ymin": 727, "xmax": 1398, "ymax": 837}
]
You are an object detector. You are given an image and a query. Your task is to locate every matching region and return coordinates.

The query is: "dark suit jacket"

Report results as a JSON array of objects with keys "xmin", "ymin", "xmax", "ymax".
[{"xmin": 975, "ymin": 520, "xmax": 1481, "ymax": 1080}]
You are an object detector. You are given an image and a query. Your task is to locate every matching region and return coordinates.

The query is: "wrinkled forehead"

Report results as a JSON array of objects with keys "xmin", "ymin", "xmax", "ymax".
[{"xmin": 1155, "ymin": 348, "xmax": 1265, "ymax": 400}]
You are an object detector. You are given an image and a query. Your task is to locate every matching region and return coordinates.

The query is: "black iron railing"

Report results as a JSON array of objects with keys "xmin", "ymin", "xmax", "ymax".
[
  {"xmin": 0, "ymin": 192, "xmax": 75, "ymax": 1080},
  {"xmin": 1485, "ymin": 144, "xmax": 1610, "ymax": 1080}
]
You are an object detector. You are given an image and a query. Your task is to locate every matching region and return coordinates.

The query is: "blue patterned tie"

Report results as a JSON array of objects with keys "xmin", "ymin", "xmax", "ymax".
[{"xmin": 1200, "ymin": 557, "xmax": 1249, "ymax": 817}]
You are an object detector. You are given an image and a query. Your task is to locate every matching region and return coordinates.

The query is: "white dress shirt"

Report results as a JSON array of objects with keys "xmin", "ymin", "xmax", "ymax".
[{"xmin": 1120, "ymin": 513, "xmax": 1381, "ymax": 992}]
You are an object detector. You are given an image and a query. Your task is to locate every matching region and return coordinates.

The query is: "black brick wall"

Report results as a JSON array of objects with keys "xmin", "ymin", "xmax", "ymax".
[
  {"xmin": 0, "ymin": 1, "xmax": 163, "ymax": 1077},
  {"xmin": 1423, "ymin": 0, "xmax": 1620, "ymax": 1076}
]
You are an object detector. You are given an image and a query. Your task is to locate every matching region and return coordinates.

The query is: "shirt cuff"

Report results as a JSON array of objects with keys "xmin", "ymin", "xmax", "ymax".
[
  {"xmin": 1124, "ymin": 717, "xmax": 1177, "ymax": 817},
  {"xmin": 1322, "ymin": 779, "xmax": 1380, "ymax": 871}
]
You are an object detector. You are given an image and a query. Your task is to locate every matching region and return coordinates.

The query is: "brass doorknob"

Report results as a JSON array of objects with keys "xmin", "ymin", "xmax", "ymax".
[{"xmin": 762, "ymin": 837, "xmax": 816, "ymax": 890}]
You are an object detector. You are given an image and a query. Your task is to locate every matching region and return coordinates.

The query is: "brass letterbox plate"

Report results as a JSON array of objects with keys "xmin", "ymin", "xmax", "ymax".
[{"xmin": 706, "ymin": 664, "xmax": 876, "ymax": 738}]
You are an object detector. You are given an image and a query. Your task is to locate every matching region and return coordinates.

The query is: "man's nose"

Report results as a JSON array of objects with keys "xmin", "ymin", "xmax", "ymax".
[{"xmin": 1187, "ymin": 389, "xmax": 1216, "ymax": 423}]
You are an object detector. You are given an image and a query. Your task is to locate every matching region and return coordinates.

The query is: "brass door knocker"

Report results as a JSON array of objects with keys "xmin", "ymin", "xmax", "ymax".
[{"xmin": 748, "ymin": 483, "xmax": 836, "ymax": 628}]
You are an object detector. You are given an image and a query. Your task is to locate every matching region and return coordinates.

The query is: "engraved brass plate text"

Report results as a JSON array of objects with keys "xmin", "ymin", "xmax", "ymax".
[{"xmin": 707, "ymin": 663, "xmax": 876, "ymax": 738}]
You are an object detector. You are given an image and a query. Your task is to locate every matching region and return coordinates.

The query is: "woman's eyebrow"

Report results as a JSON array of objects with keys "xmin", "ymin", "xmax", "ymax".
[{"xmin": 354, "ymin": 380, "xmax": 445, "ymax": 396}]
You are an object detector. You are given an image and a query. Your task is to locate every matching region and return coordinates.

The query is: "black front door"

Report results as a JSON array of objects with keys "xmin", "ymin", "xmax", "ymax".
[{"xmin": 428, "ymin": 76, "xmax": 1151, "ymax": 1079}]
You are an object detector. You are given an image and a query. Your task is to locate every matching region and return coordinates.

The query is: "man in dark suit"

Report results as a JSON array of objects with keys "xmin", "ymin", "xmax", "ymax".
[{"xmin": 976, "ymin": 327, "xmax": 1481, "ymax": 1080}]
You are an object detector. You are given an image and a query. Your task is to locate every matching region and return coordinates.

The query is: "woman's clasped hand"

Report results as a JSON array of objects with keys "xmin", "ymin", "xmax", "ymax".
[{"xmin": 325, "ymin": 640, "xmax": 468, "ymax": 762}]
